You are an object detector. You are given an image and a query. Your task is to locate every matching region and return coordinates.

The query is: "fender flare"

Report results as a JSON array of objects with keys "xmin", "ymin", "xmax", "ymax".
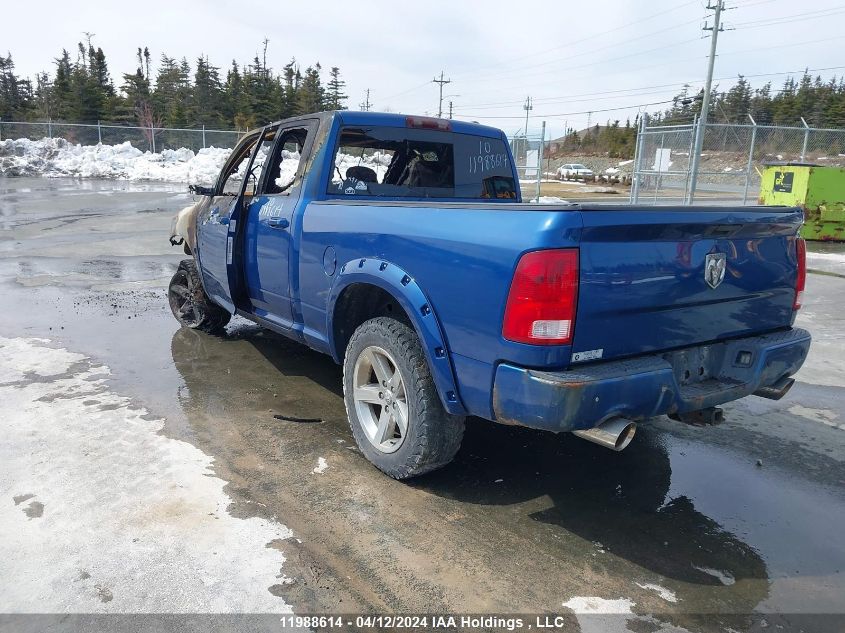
[{"xmin": 326, "ymin": 258, "xmax": 466, "ymax": 416}]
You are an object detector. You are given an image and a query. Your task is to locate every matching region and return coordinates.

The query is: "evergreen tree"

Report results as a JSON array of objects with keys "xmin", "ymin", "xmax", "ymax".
[
  {"xmin": 52, "ymin": 50, "xmax": 73, "ymax": 120},
  {"xmin": 280, "ymin": 58, "xmax": 298, "ymax": 118},
  {"xmin": 191, "ymin": 56, "xmax": 224, "ymax": 126},
  {"xmin": 721, "ymin": 75, "xmax": 751, "ymax": 123},
  {"xmin": 152, "ymin": 55, "xmax": 190, "ymax": 126},
  {"xmin": 295, "ymin": 63, "xmax": 324, "ymax": 115},
  {"xmin": 0, "ymin": 53, "xmax": 30, "ymax": 119},
  {"xmin": 223, "ymin": 61, "xmax": 251, "ymax": 129},
  {"xmin": 325, "ymin": 66, "xmax": 347, "ymax": 110}
]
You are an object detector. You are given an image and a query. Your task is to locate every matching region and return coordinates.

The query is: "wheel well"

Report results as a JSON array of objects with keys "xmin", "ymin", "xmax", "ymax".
[{"xmin": 332, "ymin": 283, "xmax": 413, "ymax": 360}]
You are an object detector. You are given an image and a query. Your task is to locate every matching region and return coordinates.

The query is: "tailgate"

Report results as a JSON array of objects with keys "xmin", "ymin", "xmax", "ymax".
[{"xmin": 570, "ymin": 205, "xmax": 803, "ymax": 363}]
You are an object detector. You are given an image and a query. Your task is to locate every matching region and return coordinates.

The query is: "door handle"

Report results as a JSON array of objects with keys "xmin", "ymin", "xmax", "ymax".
[{"xmin": 266, "ymin": 217, "xmax": 289, "ymax": 229}]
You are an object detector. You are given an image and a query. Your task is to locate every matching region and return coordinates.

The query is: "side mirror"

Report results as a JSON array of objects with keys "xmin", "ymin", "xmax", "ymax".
[{"xmin": 189, "ymin": 184, "xmax": 215, "ymax": 196}]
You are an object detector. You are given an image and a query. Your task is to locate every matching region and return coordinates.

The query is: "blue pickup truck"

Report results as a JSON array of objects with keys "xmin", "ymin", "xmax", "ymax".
[{"xmin": 167, "ymin": 111, "xmax": 811, "ymax": 479}]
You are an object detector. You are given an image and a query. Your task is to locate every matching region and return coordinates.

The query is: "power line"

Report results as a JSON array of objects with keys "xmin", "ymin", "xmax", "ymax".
[
  {"xmin": 459, "ymin": 82, "xmax": 704, "ymax": 110},
  {"xmin": 450, "ymin": 0, "xmax": 700, "ymax": 79},
  {"xmin": 457, "ymin": 16, "xmax": 705, "ymax": 86},
  {"xmin": 456, "ymin": 35, "xmax": 702, "ymax": 100},
  {"xmin": 460, "ymin": 87, "xmax": 687, "ymax": 111},
  {"xmin": 732, "ymin": 5, "xmax": 845, "ymax": 28},
  {"xmin": 451, "ymin": 62, "xmax": 845, "ymax": 120},
  {"xmin": 452, "ymin": 52, "xmax": 845, "ymax": 113},
  {"xmin": 452, "ymin": 98, "xmax": 676, "ymax": 120},
  {"xmin": 379, "ymin": 80, "xmax": 432, "ymax": 103}
]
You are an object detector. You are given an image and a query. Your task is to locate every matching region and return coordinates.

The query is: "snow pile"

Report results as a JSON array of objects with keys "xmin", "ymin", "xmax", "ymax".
[
  {"xmin": 534, "ymin": 196, "xmax": 572, "ymax": 204},
  {"xmin": 0, "ymin": 136, "xmax": 395, "ymax": 187},
  {"xmin": 0, "ymin": 137, "xmax": 230, "ymax": 184}
]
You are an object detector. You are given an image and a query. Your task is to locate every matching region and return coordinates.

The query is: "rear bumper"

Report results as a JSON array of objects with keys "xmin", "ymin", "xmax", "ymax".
[{"xmin": 492, "ymin": 328, "xmax": 811, "ymax": 433}]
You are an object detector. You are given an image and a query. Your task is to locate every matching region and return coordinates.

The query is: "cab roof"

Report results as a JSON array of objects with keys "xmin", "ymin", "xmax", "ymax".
[{"xmin": 260, "ymin": 110, "xmax": 506, "ymax": 139}]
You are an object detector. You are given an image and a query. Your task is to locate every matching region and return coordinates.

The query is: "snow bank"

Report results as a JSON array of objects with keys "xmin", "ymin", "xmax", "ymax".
[
  {"xmin": 1, "ymin": 137, "xmax": 393, "ymax": 187},
  {"xmin": 534, "ymin": 196, "xmax": 572, "ymax": 204},
  {"xmin": 0, "ymin": 137, "xmax": 230, "ymax": 184}
]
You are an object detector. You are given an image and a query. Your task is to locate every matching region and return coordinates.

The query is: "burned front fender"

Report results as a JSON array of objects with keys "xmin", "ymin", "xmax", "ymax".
[{"xmin": 169, "ymin": 199, "xmax": 208, "ymax": 254}]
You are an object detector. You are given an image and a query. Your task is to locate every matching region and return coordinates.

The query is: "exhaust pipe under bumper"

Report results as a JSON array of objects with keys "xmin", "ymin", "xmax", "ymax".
[
  {"xmin": 573, "ymin": 417, "xmax": 637, "ymax": 451},
  {"xmin": 754, "ymin": 376, "xmax": 795, "ymax": 401}
]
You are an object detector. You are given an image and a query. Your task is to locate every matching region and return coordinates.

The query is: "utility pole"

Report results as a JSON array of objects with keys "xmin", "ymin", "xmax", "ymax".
[
  {"xmin": 448, "ymin": 101, "xmax": 453, "ymax": 120},
  {"xmin": 523, "ymin": 96, "xmax": 533, "ymax": 136},
  {"xmin": 433, "ymin": 71, "xmax": 451, "ymax": 118},
  {"xmin": 688, "ymin": 0, "xmax": 725, "ymax": 204},
  {"xmin": 359, "ymin": 89, "xmax": 371, "ymax": 112}
]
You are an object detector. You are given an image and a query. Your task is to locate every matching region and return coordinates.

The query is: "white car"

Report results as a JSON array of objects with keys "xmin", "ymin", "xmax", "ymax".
[{"xmin": 557, "ymin": 163, "xmax": 594, "ymax": 180}]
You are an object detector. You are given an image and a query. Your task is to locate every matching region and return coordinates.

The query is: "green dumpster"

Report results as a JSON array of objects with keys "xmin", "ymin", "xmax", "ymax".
[{"xmin": 758, "ymin": 162, "xmax": 845, "ymax": 241}]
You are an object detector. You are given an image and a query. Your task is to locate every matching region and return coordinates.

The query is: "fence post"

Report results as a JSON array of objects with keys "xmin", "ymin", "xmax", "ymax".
[
  {"xmin": 202, "ymin": 124, "xmax": 206, "ymax": 149},
  {"xmin": 742, "ymin": 114, "xmax": 757, "ymax": 205},
  {"xmin": 800, "ymin": 117, "xmax": 809, "ymax": 162},
  {"xmin": 630, "ymin": 113, "xmax": 647, "ymax": 204},
  {"xmin": 150, "ymin": 124, "xmax": 156, "ymax": 154},
  {"xmin": 0, "ymin": 117, "xmax": 3, "ymax": 142},
  {"xmin": 48, "ymin": 118, "xmax": 52, "ymax": 140},
  {"xmin": 682, "ymin": 115, "xmax": 698, "ymax": 205},
  {"xmin": 97, "ymin": 120, "xmax": 102, "ymax": 144},
  {"xmin": 654, "ymin": 131, "xmax": 666, "ymax": 204},
  {"xmin": 536, "ymin": 121, "xmax": 545, "ymax": 202}
]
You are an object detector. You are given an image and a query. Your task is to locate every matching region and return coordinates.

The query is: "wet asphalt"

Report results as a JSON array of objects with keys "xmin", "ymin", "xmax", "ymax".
[{"xmin": 1, "ymin": 176, "xmax": 844, "ymax": 632}]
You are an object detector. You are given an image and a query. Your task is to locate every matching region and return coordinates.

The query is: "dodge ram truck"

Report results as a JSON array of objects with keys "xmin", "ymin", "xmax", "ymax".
[{"xmin": 167, "ymin": 111, "xmax": 811, "ymax": 479}]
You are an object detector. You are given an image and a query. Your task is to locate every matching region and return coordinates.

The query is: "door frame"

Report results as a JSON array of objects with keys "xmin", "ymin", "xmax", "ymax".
[{"xmin": 236, "ymin": 119, "xmax": 321, "ymax": 323}]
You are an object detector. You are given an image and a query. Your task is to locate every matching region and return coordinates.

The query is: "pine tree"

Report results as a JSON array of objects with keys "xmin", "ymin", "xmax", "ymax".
[
  {"xmin": 722, "ymin": 75, "xmax": 751, "ymax": 123},
  {"xmin": 325, "ymin": 66, "xmax": 347, "ymax": 110},
  {"xmin": 0, "ymin": 54, "xmax": 29, "ymax": 119},
  {"xmin": 191, "ymin": 56, "xmax": 224, "ymax": 127},
  {"xmin": 118, "ymin": 48, "xmax": 152, "ymax": 124},
  {"xmin": 296, "ymin": 63, "xmax": 324, "ymax": 115},
  {"xmin": 152, "ymin": 55, "xmax": 189, "ymax": 126},
  {"xmin": 52, "ymin": 50, "xmax": 73, "ymax": 120},
  {"xmin": 223, "ymin": 61, "xmax": 251, "ymax": 129},
  {"xmin": 280, "ymin": 58, "xmax": 298, "ymax": 118},
  {"xmin": 750, "ymin": 82, "xmax": 773, "ymax": 125}
]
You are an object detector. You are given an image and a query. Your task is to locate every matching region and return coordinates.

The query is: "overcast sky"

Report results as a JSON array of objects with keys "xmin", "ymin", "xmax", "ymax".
[{"xmin": 5, "ymin": 0, "xmax": 845, "ymax": 139}]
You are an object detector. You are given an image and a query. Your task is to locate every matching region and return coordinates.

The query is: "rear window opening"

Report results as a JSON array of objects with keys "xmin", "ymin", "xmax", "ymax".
[{"xmin": 328, "ymin": 126, "xmax": 517, "ymax": 200}]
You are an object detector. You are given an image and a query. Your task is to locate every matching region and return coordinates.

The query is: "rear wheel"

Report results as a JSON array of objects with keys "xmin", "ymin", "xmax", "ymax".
[
  {"xmin": 343, "ymin": 317, "xmax": 465, "ymax": 479},
  {"xmin": 167, "ymin": 259, "xmax": 230, "ymax": 333}
]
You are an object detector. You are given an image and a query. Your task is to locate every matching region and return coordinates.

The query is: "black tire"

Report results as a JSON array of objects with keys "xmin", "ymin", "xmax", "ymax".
[
  {"xmin": 167, "ymin": 258, "xmax": 231, "ymax": 334},
  {"xmin": 343, "ymin": 317, "xmax": 465, "ymax": 479}
]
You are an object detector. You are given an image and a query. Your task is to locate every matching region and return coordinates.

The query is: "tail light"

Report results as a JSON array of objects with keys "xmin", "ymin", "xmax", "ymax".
[
  {"xmin": 794, "ymin": 237, "xmax": 806, "ymax": 310},
  {"xmin": 502, "ymin": 249, "xmax": 579, "ymax": 345}
]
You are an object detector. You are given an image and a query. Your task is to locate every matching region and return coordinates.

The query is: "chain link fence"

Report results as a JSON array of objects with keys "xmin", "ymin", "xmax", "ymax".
[
  {"xmin": 631, "ymin": 118, "xmax": 845, "ymax": 205},
  {"xmin": 0, "ymin": 119, "xmax": 244, "ymax": 153},
  {"xmin": 509, "ymin": 129, "xmax": 546, "ymax": 201}
]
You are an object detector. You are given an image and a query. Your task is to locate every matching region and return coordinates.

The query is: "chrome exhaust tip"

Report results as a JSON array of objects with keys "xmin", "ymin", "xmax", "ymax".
[
  {"xmin": 572, "ymin": 417, "xmax": 637, "ymax": 451},
  {"xmin": 754, "ymin": 376, "xmax": 795, "ymax": 401}
]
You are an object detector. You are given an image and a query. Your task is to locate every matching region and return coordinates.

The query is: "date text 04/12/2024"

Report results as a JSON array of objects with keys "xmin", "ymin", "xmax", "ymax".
[{"xmin": 276, "ymin": 615, "xmax": 577, "ymax": 630}]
